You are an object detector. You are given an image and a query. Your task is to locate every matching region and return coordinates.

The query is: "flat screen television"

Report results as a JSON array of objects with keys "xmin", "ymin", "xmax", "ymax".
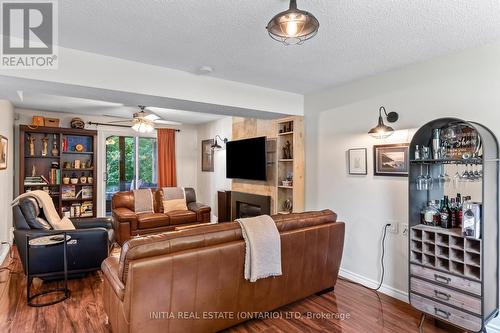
[{"xmin": 226, "ymin": 136, "xmax": 267, "ymax": 181}]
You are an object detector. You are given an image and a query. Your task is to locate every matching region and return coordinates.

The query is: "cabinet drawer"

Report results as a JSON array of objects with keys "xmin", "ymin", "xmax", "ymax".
[
  {"xmin": 410, "ymin": 264, "xmax": 481, "ymax": 296},
  {"xmin": 411, "ymin": 294, "xmax": 482, "ymax": 332},
  {"xmin": 411, "ymin": 277, "xmax": 481, "ymax": 315}
]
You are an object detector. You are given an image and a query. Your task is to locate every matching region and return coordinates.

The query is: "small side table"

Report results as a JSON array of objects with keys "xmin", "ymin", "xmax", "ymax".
[{"xmin": 26, "ymin": 233, "xmax": 71, "ymax": 307}]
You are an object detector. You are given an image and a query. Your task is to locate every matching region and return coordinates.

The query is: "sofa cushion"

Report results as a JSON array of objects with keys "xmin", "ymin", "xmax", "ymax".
[
  {"xmin": 167, "ymin": 210, "xmax": 197, "ymax": 225},
  {"xmin": 136, "ymin": 213, "xmax": 170, "ymax": 230}
]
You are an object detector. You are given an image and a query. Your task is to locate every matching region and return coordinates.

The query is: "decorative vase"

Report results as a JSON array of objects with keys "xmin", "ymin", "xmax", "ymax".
[
  {"xmin": 41, "ymin": 135, "xmax": 48, "ymax": 156},
  {"xmin": 51, "ymin": 134, "xmax": 59, "ymax": 156}
]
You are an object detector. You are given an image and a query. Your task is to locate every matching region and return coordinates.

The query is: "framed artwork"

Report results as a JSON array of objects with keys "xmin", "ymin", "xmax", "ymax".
[
  {"xmin": 0, "ymin": 135, "xmax": 7, "ymax": 170},
  {"xmin": 373, "ymin": 143, "xmax": 409, "ymax": 177},
  {"xmin": 201, "ymin": 139, "xmax": 214, "ymax": 172},
  {"xmin": 348, "ymin": 148, "xmax": 367, "ymax": 175}
]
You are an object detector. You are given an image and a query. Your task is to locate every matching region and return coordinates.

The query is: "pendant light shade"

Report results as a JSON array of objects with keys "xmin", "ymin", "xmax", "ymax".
[
  {"xmin": 368, "ymin": 106, "xmax": 399, "ymax": 139},
  {"xmin": 266, "ymin": 0, "xmax": 319, "ymax": 45}
]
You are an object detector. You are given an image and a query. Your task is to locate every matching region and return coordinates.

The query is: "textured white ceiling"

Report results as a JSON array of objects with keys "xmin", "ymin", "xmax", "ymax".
[{"xmin": 58, "ymin": 1, "xmax": 500, "ymax": 93}]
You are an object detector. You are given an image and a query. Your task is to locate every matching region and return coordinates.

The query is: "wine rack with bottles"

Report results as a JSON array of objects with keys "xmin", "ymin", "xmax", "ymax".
[{"xmin": 408, "ymin": 118, "xmax": 498, "ymax": 332}]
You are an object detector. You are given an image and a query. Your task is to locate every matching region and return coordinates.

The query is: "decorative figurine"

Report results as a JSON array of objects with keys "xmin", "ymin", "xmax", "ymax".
[
  {"xmin": 51, "ymin": 134, "xmax": 59, "ymax": 156},
  {"xmin": 31, "ymin": 165, "xmax": 36, "ymax": 177},
  {"xmin": 27, "ymin": 135, "xmax": 35, "ymax": 156},
  {"xmin": 282, "ymin": 140, "xmax": 292, "ymax": 159},
  {"xmin": 283, "ymin": 199, "xmax": 293, "ymax": 213},
  {"xmin": 41, "ymin": 135, "xmax": 49, "ymax": 156}
]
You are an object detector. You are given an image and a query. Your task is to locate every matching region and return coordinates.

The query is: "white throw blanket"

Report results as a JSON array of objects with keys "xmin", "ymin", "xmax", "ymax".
[
  {"xmin": 12, "ymin": 190, "xmax": 75, "ymax": 230},
  {"xmin": 236, "ymin": 215, "xmax": 282, "ymax": 282}
]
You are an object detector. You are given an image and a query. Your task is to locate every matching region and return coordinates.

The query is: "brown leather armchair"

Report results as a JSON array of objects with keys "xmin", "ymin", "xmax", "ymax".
[
  {"xmin": 112, "ymin": 188, "xmax": 210, "ymax": 244},
  {"xmin": 102, "ymin": 210, "xmax": 345, "ymax": 333}
]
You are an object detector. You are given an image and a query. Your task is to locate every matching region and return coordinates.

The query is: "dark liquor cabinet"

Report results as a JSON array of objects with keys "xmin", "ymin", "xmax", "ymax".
[{"xmin": 408, "ymin": 118, "xmax": 498, "ymax": 332}]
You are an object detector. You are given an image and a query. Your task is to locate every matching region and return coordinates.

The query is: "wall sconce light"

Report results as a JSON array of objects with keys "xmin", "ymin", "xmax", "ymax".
[
  {"xmin": 211, "ymin": 135, "xmax": 228, "ymax": 150},
  {"xmin": 368, "ymin": 106, "xmax": 399, "ymax": 139}
]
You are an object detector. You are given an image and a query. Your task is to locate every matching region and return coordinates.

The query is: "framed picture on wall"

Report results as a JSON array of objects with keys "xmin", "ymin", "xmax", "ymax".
[
  {"xmin": 348, "ymin": 148, "xmax": 367, "ymax": 175},
  {"xmin": 0, "ymin": 135, "xmax": 7, "ymax": 170},
  {"xmin": 373, "ymin": 143, "xmax": 409, "ymax": 177},
  {"xmin": 201, "ymin": 139, "xmax": 214, "ymax": 172}
]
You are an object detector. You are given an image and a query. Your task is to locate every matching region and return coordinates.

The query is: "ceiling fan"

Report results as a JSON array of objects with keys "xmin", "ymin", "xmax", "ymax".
[{"xmin": 107, "ymin": 105, "xmax": 181, "ymax": 133}]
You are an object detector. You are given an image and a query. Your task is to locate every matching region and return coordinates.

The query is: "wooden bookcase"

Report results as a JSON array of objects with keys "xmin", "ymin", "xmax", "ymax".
[
  {"xmin": 275, "ymin": 117, "xmax": 304, "ymax": 214},
  {"xmin": 408, "ymin": 118, "xmax": 498, "ymax": 332},
  {"xmin": 19, "ymin": 125, "xmax": 98, "ymax": 218}
]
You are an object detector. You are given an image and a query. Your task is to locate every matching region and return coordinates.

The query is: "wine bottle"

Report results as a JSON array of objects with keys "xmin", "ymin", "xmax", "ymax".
[
  {"xmin": 440, "ymin": 196, "xmax": 452, "ymax": 229},
  {"xmin": 434, "ymin": 200, "xmax": 441, "ymax": 226},
  {"xmin": 450, "ymin": 198, "xmax": 458, "ymax": 228},
  {"xmin": 456, "ymin": 193, "xmax": 463, "ymax": 228}
]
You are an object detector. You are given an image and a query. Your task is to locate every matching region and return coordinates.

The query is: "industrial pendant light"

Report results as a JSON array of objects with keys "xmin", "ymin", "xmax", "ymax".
[
  {"xmin": 368, "ymin": 106, "xmax": 399, "ymax": 139},
  {"xmin": 266, "ymin": 0, "xmax": 319, "ymax": 45}
]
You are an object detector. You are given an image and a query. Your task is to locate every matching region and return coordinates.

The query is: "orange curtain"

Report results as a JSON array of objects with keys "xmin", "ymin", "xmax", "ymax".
[{"xmin": 157, "ymin": 128, "xmax": 177, "ymax": 187}]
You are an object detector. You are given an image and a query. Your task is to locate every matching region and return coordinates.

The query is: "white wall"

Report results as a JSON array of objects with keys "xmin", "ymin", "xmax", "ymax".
[
  {"xmin": 0, "ymin": 100, "xmax": 14, "ymax": 263},
  {"xmin": 196, "ymin": 117, "xmax": 233, "ymax": 220},
  {"xmin": 1, "ymin": 46, "xmax": 303, "ymax": 116},
  {"xmin": 305, "ymin": 41, "xmax": 500, "ymax": 330},
  {"xmin": 14, "ymin": 109, "xmax": 199, "ymax": 216}
]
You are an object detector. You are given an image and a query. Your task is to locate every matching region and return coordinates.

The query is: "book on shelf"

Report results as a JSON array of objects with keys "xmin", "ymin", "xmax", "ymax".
[
  {"xmin": 80, "ymin": 201, "xmax": 93, "ymax": 217},
  {"xmin": 81, "ymin": 186, "xmax": 93, "ymax": 199},
  {"xmin": 24, "ymin": 176, "xmax": 47, "ymax": 186},
  {"xmin": 49, "ymin": 168, "xmax": 61, "ymax": 184},
  {"xmin": 61, "ymin": 185, "xmax": 76, "ymax": 199}
]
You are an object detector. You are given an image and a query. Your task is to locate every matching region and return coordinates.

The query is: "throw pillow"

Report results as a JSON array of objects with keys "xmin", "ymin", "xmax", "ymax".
[{"xmin": 162, "ymin": 187, "xmax": 188, "ymax": 213}]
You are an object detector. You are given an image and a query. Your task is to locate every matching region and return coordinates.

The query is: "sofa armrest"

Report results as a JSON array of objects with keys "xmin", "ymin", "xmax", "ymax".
[
  {"xmin": 188, "ymin": 202, "xmax": 211, "ymax": 223},
  {"xmin": 113, "ymin": 208, "xmax": 136, "ymax": 223},
  {"xmin": 14, "ymin": 228, "xmax": 109, "ymax": 275},
  {"xmin": 101, "ymin": 256, "xmax": 125, "ymax": 301},
  {"xmin": 72, "ymin": 217, "xmax": 113, "ymax": 229}
]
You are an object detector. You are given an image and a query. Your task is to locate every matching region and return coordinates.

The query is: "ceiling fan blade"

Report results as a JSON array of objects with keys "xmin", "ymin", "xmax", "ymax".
[
  {"xmin": 154, "ymin": 120, "xmax": 182, "ymax": 126},
  {"xmin": 144, "ymin": 113, "xmax": 160, "ymax": 121},
  {"xmin": 106, "ymin": 120, "xmax": 133, "ymax": 124}
]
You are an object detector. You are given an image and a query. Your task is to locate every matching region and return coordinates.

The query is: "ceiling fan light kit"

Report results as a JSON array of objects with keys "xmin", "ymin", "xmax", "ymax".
[{"xmin": 266, "ymin": 0, "xmax": 320, "ymax": 45}]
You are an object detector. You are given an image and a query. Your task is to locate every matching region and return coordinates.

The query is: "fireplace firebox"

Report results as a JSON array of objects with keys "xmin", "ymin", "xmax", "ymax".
[{"xmin": 230, "ymin": 191, "xmax": 271, "ymax": 220}]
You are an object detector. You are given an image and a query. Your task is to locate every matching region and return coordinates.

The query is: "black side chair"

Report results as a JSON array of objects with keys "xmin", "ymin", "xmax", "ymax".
[{"xmin": 13, "ymin": 197, "xmax": 114, "ymax": 279}]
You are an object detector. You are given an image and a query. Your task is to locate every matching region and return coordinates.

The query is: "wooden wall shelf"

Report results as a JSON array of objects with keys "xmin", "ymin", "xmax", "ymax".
[{"xmin": 275, "ymin": 117, "xmax": 304, "ymax": 214}]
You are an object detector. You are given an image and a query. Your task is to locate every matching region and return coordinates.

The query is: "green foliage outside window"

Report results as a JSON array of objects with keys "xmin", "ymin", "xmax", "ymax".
[{"xmin": 106, "ymin": 136, "xmax": 157, "ymax": 192}]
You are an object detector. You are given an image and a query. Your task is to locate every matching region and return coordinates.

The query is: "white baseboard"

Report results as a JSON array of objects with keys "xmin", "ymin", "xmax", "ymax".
[
  {"xmin": 339, "ymin": 268, "xmax": 408, "ymax": 303},
  {"xmin": 0, "ymin": 243, "xmax": 9, "ymax": 267},
  {"xmin": 339, "ymin": 268, "xmax": 500, "ymax": 333}
]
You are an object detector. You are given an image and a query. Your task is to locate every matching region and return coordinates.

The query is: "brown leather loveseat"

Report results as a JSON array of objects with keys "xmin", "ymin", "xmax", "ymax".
[
  {"xmin": 101, "ymin": 210, "xmax": 345, "ymax": 333},
  {"xmin": 112, "ymin": 188, "xmax": 210, "ymax": 244}
]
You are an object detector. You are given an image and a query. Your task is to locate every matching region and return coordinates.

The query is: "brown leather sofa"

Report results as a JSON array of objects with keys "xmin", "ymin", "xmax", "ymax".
[
  {"xmin": 101, "ymin": 210, "xmax": 345, "ymax": 333},
  {"xmin": 112, "ymin": 188, "xmax": 211, "ymax": 244}
]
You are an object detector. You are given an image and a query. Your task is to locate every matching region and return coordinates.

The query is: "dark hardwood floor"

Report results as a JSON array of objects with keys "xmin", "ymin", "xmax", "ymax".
[{"xmin": 0, "ymin": 247, "xmax": 456, "ymax": 333}]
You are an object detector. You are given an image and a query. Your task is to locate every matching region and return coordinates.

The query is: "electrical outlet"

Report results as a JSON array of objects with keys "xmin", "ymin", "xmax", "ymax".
[
  {"xmin": 387, "ymin": 221, "xmax": 399, "ymax": 234},
  {"xmin": 402, "ymin": 224, "xmax": 409, "ymax": 236}
]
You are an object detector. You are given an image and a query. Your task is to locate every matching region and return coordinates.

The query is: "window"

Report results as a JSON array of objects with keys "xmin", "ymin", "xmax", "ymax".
[{"xmin": 105, "ymin": 136, "xmax": 157, "ymax": 215}]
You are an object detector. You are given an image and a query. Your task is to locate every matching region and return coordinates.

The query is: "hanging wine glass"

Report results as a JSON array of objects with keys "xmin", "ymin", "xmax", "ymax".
[
  {"xmin": 461, "ymin": 164, "xmax": 471, "ymax": 181},
  {"xmin": 425, "ymin": 164, "xmax": 433, "ymax": 190},
  {"xmin": 453, "ymin": 164, "xmax": 461, "ymax": 189},
  {"xmin": 473, "ymin": 164, "xmax": 481, "ymax": 181},
  {"xmin": 437, "ymin": 164, "xmax": 447, "ymax": 188},
  {"xmin": 416, "ymin": 164, "xmax": 425, "ymax": 191}
]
